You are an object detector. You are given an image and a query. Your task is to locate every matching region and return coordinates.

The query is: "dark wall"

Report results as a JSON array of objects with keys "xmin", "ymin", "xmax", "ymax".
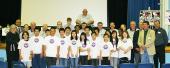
[
  {"xmin": 108, "ymin": 0, "xmax": 127, "ymax": 29},
  {"xmin": 0, "ymin": 0, "xmax": 21, "ymax": 27},
  {"xmin": 0, "ymin": 0, "xmax": 127, "ymax": 28}
]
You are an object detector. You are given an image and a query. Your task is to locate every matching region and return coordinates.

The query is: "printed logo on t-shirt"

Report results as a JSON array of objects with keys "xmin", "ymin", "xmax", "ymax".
[
  {"xmin": 24, "ymin": 43, "xmax": 29, "ymax": 48},
  {"xmin": 123, "ymin": 40, "xmax": 127, "ymax": 43},
  {"xmin": 50, "ymin": 39, "xmax": 54, "ymax": 44},
  {"xmin": 72, "ymin": 40, "xmax": 76, "ymax": 45},
  {"xmin": 92, "ymin": 42, "xmax": 96, "ymax": 47},
  {"xmin": 103, "ymin": 44, "xmax": 108, "ymax": 49},
  {"xmin": 34, "ymin": 38, "xmax": 39, "ymax": 43},
  {"xmin": 60, "ymin": 40, "xmax": 65, "ymax": 45},
  {"xmin": 113, "ymin": 41, "xmax": 116, "ymax": 45}
]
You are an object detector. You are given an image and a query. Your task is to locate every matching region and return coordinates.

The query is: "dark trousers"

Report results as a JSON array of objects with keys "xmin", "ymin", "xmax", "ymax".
[
  {"xmin": 130, "ymin": 49, "xmax": 134, "ymax": 63},
  {"xmin": 32, "ymin": 54, "xmax": 42, "ymax": 68},
  {"xmin": 79, "ymin": 56, "xmax": 88, "ymax": 65},
  {"xmin": 91, "ymin": 59, "xmax": 99, "ymax": 66},
  {"xmin": 45, "ymin": 57, "xmax": 57, "ymax": 68},
  {"xmin": 101, "ymin": 57, "xmax": 110, "ymax": 65},
  {"xmin": 154, "ymin": 45, "xmax": 165, "ymax": 68},
  {"xmin": 6, "ymin": 50, "xmax": 19, "ymax": 68}
]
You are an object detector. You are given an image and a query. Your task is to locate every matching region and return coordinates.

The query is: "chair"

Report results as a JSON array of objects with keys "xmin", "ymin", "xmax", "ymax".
[
  {"xmin": 0, "ymin": 61, "xmax": 7, "ymax": 68},
  {"xmin": 12, "ymin": 61, "xmax": 26, "ymax": 68},
  {"xmin": 138, "ymin": 63, "xmax": 154, "ymax": 68},
  {"xmin": 162, "ymin": 63, "xmax": 170, "ymax": 68},
  {"xmin": 97, "ymin": 65, "xmax": 112, "ymax": 68},
  {"xmin": 119, "ymin": 63, "xmax": 135, "ymax": 68},
  {"xmin": 79, "ymin": 65, "xmax": 95, "ymax": 68},
  {"xmin": 50, "ymin": 65, "xmax": 65, "ymax": 68}
]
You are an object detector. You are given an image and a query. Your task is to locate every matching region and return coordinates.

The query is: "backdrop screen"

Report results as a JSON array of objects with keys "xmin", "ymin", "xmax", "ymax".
[{"xmin": 21, "ymin": 0, "xmax": 107, "ymax": 26}]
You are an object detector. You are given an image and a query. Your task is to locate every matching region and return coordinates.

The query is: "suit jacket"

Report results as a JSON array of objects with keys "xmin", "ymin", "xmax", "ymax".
[{"xmin": 138, "ymin": 29, "xmax": 156, "ymax": 55}]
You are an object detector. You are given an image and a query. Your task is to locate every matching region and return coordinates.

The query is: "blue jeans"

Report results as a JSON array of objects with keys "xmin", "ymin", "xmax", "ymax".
[
  {"xmin": 110, "ymin": 57, "xmax": 119, "ymax": 68},
  {"xmin": 141, "ymin": 49, "xmax": 154, "ymax": 63},
  {"xmin": 59, "ymin": 58, "xmax": 68, "ymax": 67},
  {"xmin": 32, "ymin": 54, "xmax": 41, "ymax": 68},
  {"xmin": 70, "ymin": 58, "xmax": 78, "ymax": 68}
]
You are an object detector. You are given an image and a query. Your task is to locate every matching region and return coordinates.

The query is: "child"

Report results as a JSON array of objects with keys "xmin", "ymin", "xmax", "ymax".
[
  {"xmin": 117, "ymin": 31, "xmax": 133, "ymax": 63},
  {"xmin": 58, "ymin": 28, "xmax": 70, "ymax": 67},
  {"xmin": 30, "ymin": 27, "xmax": 44, "ymax": 68},
  {"xmin": 88, "ymin": 32, "xmax": 101, "ymax": 66},
  {"xmin": 18, "ymin": 31, "xmax": 32, "ymax": 68},
  {"xmin": 100, "ymin": 34, "xmax": 113, "ymax": 65},
  {"xmin": 44, "ymin": 27, "xmax": 59, "ymax": 68},
  {"xmin": 69, "ymin": 30, "xmax": 81, "ymax": 68},
  {"xmin": 79, "ymin": 32, "xmax": 90, "ymax": 65},
  {"xmin": 110, "ymin": 30, "xmax": 119, "ymax": 68}
]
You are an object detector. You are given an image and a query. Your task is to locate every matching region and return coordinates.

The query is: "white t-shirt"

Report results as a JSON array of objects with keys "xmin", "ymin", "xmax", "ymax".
[
  {"xmin": 89, "ymin": 39, "xmax": 101, "ymax": 59},
  {"xmin": 29, "ymin": 36, "xmax": 44, "ymax": 54},
  {"xmin": 99, "ymin": 28, "xmax": 106, "ymax": 37},
  {"xmin": 117, "ymin": 38, "xmax": 133, "ymax": 60},
  {"xmin": 77, "ymin": 14, "xmax": 93, "ymax": 24},
  {"xmin": 111, "ymin": 39, "xmax": 119, "ymax": 58},
  {"xmin": 44, "ymin": 36, "xmax": 59, "ymax": 57},
  {"xmin": 100, "ymin": 41, "xmax": 113, "ymax": 57},
  {"xmin": 80, "ymin": 40, "xmax": 90, "ymax": 56},
  {"xmin": 69, "ymin": 39, "xmax": 81, "ymax": 58},
  {"xmin": 58, "ymin": 37, "xmax": 70, "ymax": 58},
  {"xmin": 18, "ymin": 39, "xmax": 32, "ymax": 61}
]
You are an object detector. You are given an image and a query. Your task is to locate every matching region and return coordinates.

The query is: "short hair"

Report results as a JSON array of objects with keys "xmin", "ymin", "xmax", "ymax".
[
  {"xmin": 50, "ymin": 27, "xmax": 56, "ymax": 30},
  {"xmin": 65, "ymin": 27, "xmax": 71, "ymax": 30},
  {"xmin": 143, "ymin": 21, "xmax": 150, "ymax": 25},
  {"xmin": 59, "ymin": 28, "xmax": 65, "ymax": 32},
  {"xmin": 67, "ymin": 17, "xmax": 72, "ymax": 21},
  {"xmin": 35, "ymin": 26, "xmax": 41, "ymax": 31},
  {"xmin": 154, "ymin": 20, "xmax": 160, "ymax": 24},
  {"xmin": 97, "ymin": 22, "xmax": 103, "ymax": 25},
  {"xmin": 45, "ymin": 29, "xmax": 50, "ymax": 33}
]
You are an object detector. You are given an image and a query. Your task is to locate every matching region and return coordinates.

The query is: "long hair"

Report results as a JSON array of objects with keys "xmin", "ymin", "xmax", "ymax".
[
  {"xmin": 110, "ymin": 30, "xmax": 118, "ymax": 46},
  {"xmin": 80, "ymin": 32, "xmax": 87, "ymax": 45},
  {"xmin": 22, "ymin": 31, "xmax": 29, "ymax": 41},
  {"xmin": 71, "ymin": 30, "xmax": 78, "ymax": 40},
  {"xmin": 121, "ymin": 31, "xmax": 130, "ymax": 40}
]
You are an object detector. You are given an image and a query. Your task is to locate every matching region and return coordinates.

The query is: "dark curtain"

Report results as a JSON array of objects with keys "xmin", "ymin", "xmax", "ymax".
[{"xmin": 127, "ymin": 0, "xmax": 160, "ymax": 28}]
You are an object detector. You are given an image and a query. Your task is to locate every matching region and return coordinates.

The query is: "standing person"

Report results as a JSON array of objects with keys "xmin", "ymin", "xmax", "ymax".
[
  {"xmin": 127, "ymin": 21, "xmax": 138, "ymax": 63},
  {"xmin": 29, "ymin": 22, "xmax": 36, "ymax": 37},
  {"xmin": 30, "ymin": 27, "xmax": 45, "ymax": 68},
  {"xmin": 110, "ymin": 22, "xmax": 118, "ymax": 33},
  {"xmin": 138, "ymin": 21, "xmax": 155, "ymax": 63},
  {"xmin": 6, "ymin": 24, "xmax": 20, "ymax": 68},
  {"xmin": 133, "ymin": 22, "xmax": 143, "ymax": 64},
  {"xmin": 154, "ymin": 20, "xmax": 168, "ymax": 68},
  {"xmin": 118, "ymin": 24, "xmax": 126, "ymax": 38},
  {"xmin": 117, "ymin": 31, "xmax": 133, "ymax": 64},
  {"xmin": 44, "ymin": 27, "xmax": 59, "ymax": 68},
  {"xmin": 58, "ymin": 28, "xmax": 70, "ymax": 67},
  {"xmin": 97, "ymin": 22, "xmax": 106, "ymax": 37},
  {"xmin": 15, "ymin": 19, "xmax": 23, "ymax": 34},
  {"xmin": 88, "ymin": 32, "xmax": 101, "ymax": 66},
  {"xmin": 18, "ymin": 31, "xmax": 32, "ymax": 68},
  {"xmin": 79, "ymin": 32, "xmax": 90, "ymax": 65},
  {"xmin": 69, "ymin": 30, "xmax": 81, "ymax": 68},
  {"xmin": 110, "ymin": 30, "xmax": 119, "ymax": 68},
  {"xmin": 100, "ymin": 34, "xmax": 113, "ymax": 65}
]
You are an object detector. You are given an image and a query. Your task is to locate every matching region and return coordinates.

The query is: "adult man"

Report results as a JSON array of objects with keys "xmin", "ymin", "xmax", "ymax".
[
  {"xmin": 127, "ymin": 21, "xmax": 138, "ymax": 63},
  {"xmin": 63, "ymin": 17, "xmax": 74, "ymax": 30},
  {"xmin": 76, "ymin": 9, "xmax": 94, "ymax": 26},
  {"xmin": 138, "ymin": 21, "xmax": 155, "ymax": 63},
  {"xmin": 15, "ymin": 19, "xmax": 23, "ymax": 34},
  {"xmin": 154, "ymin": 20, "xmax": 168, "ymax": 68}
]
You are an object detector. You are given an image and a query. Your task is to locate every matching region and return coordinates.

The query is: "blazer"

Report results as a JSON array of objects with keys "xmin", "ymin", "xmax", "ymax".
[{"xmin": 138, "ymin": 29, "xmax": 156, "ymax": 55}]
